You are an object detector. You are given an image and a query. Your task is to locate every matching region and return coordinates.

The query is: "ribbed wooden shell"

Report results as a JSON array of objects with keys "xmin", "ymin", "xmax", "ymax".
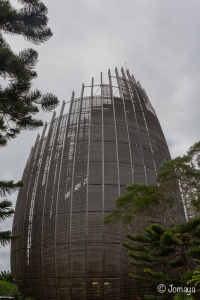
[{"xmin": 11, "ymin": 68, "xmax": 172, "ymax": 299}]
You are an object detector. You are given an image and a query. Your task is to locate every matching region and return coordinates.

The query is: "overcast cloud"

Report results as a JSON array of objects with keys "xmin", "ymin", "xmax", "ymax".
[{"xmin": 0, "ymin": 0, "xmax": 200, "ymax": 271}]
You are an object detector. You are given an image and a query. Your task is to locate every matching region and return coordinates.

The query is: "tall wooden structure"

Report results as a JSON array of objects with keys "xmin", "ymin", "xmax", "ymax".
[{"xmin": 11, "ymin": 68, "xmax": 172, "ymax": 299}]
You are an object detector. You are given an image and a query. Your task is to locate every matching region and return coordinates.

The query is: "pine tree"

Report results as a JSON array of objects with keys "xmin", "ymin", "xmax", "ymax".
[
  {"xmin": 186, "ymin": 260, "xmax": 200, "ymax": 290},
  {"xmin": 0, "ymin": 0, "xmax": 58, "ymax": 246},
  {"xmin": 0, "ymin": 180, "xmax": 23, "ymax": 245},
  {"xmin": 0, "ymin": 0, "xmax": 59, "ymax": 147},
  {"xmin": 0, "ymin": 199, "xmax": 22, "ymax": 246},
  {"xmin": 0, "ymin": 270, "xmax": 16, "ymax": 283},
  {"xmin": 122, "ymin": 217, "xmax": 200, "ymax": 299},
  {"xmin": 0, "ymin": 0, "xmax": 53, "ymax": 45}
]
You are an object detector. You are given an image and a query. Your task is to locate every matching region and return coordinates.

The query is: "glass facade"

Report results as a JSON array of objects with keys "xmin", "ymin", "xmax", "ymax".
[{"xmin": 11, "ymin": 68, "xmax": 176, "ymax": 299}]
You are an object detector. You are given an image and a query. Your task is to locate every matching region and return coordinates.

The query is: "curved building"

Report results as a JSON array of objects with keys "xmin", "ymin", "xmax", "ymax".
[{"xmin": 12, "ymin": 68, "xmax": 172, "ymax": 299}]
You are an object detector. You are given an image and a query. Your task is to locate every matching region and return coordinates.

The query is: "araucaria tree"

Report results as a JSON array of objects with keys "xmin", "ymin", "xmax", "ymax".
[
  {"xmin": 0, "ymin": 181, "xmax": 22, "ymax": 246},
  {"xmin": 0, "ymin": 0, "xmax": 59, "ymax": 244},
  {"xmin": 123, "ymin": 217, "xmax": 200, "ymax": 300},
  {"xmin": 0, "ymin": 0, "xmax": 59, "ymax": 146}
]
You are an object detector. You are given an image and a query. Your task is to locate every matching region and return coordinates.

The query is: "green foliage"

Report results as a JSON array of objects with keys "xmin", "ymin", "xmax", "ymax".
[
  {"xmin": 0, "ymin": 0, "xmax": 52, "ymax": 44},
  {"xmin": 0, "ymin": 270, "xmax": 16, "ymax": 283},
  {"xmin": 0, "ymin": 181, "xmax": 23, "ymax": 247},
  {"xmin": 0, "ymin": 198, "xmax": 22, "ymax": 246},
  {"xmin": 173, "ymin": 293, "xmax": 194, "ymax": 300},
  {"xmin": 0, "ymin": 0, "xmax": 59, "ymax": 147},
  {"xmin": 186, "ymin": 260, "xmax": 200, "ymax": 288},
  {"xmin": 0, "ymin": 180, "xmax": 23, "ymax": 197},
  {"xmin": 0, "ymin": 182, "xmax": 22, "ymax": 248},
  {"xmin": 157, "ymin": 141, "xmax": 200, "ymax": 217},
  {"xmin": 0, "ymin": 280, "xmax": 18, "ymax": 297},
  {"xmin": 104, "ymin": 141, "xmax": 200, "ymax": 230},
  {"xmin": 104, "ymin": 179, "xmax": 181, "ymax": 230},
  {"xmin": 0, "ymin": 199, "xmax": 14, "ymax": 221},
  {"xmin": 186, "ymin": 269, "xmax": 200, "ymax": 287},
  {"xmin": 122, "ymin": 217, "xmax": 200, "ymax": 299},
  {"xmin": 144, "ymin": 295, "xmax": 167, "ymax": 300},
  {"xmin": 160, "ymin": 231, "xmax": 182, "ymax": 246},
  {"xmin": 0, "ymin": 230, "xmax": 22, "ymax": 246},
  {"xmin": 0, "ymin": 277, "xmax": 34, "ymax": 299},
  {"xmin": 0, "ymin": 38, "xmax": 58, "ymax": 146},
  {"xmin": 104, "ymin": 183, "xmax": 176, "ymax": 229}
]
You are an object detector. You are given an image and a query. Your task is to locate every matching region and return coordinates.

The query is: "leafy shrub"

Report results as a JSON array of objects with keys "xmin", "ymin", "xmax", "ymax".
[{"xmin": 0, "ymin": 279, "xmax": 18, "ymax": 296}]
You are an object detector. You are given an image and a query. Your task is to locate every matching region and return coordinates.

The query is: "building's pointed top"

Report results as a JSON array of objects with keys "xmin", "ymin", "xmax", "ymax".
[
  {"xmin": 131, "ymin": 73, "xmax": 137, "ymax": 83},
  {"xmin": 121, "ymin": 67, "xmax": 127, "ymax": 79},
  {"xmin": 35, "ymin": 133, "xmax": 40, "ymax": 144},
  {"xmin": 52, "ymin": 110, "xmax": 56, "ymax": 119},
  {"xmin": 41, "ymin": 122, "xmax": 47, "ymax": 139},
  {"xmin": 137, "ymin": 80, "xmax": 142, "ymax": 88},
  {"xmin": 126, "ymin": 69, "xmax": 137, "ymax": 84},
  {"xmin": 59, "ymin": 100, "xmax": 65, "ymax": 117}
]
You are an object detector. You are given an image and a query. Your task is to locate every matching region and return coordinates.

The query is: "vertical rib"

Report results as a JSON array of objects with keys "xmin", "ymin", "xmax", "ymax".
[
  {"xmin": 116, "ymin": 67, "xmax": 134, "ymax": 183},
  {"xmin": 121, "ymin": 67, "xmax": 147, "ymax": 185},
  {"xmin": 53, "ymin": 100, "xmax": 66, "ymax": 298},
  {"xmin": 85, "ymin": 78, "xmax": 93, "ymax": 298},
  {"xmin": 69, "ymin": 84, "xmax": 84, "ymax": 298},
  {"xmin": 40, "ymin": 112, "xmax": 56, "ymax": 299},
  {"xmin": 100, "ymin": 72, "xmax": 105, "ymax": 298},
  {"xmin": 59, "ymin": 92, "xmax": 74, "ymax": 296},
  {"xmin": 108, "ymin": 68, "xmax": 121, "ymax": 299},
  {"xmin": 126, "ymin": 70, "xmax": 157, "ymax": 179}
]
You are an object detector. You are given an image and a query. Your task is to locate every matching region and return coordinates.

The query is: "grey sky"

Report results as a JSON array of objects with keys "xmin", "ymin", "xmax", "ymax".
[{"xmin": 1, "ymin": 0, "xmax": 200, "ymax": 271}]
